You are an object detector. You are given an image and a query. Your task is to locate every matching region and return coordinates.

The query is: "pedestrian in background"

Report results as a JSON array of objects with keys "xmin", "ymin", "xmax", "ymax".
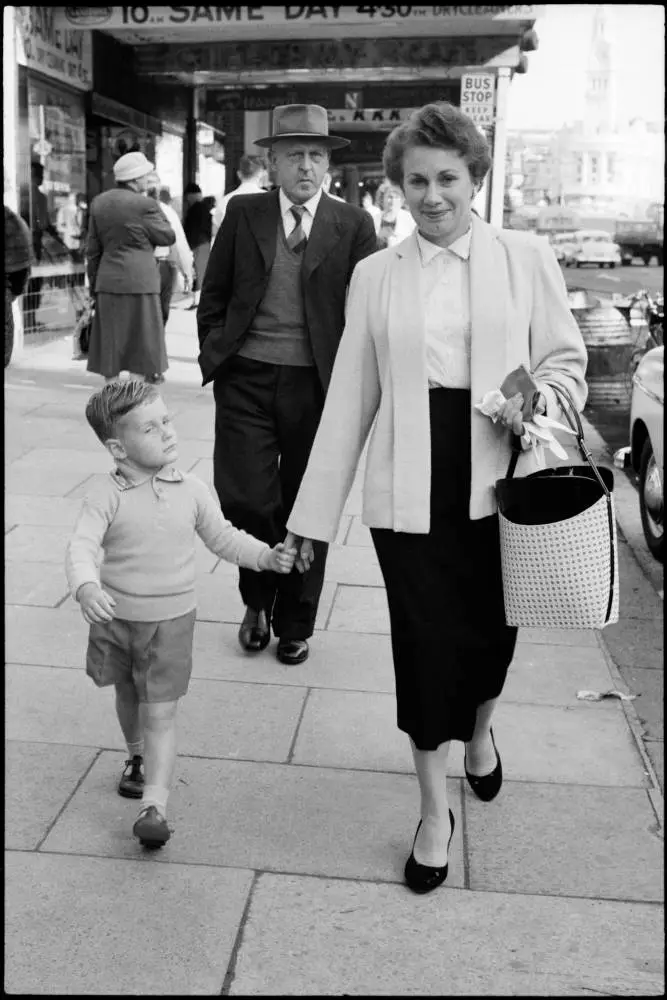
[
  {"xmin": 184, "ymin": 187, "xmax": 215, "ymax": 310},
  {"xmin": 213, "ymin": 154, "xmax": 268, "ymax": 237},
  {"xmin": 197, "ymin": 104, "xmax": 377, "ymax": 666},
  {"xmin": 147, "ymin": 175, "xmax": 194, "ymax": 328},
  {"xmin": 4, "ymin": 203, "xmax": 33, "ymax": 366},
  {"xmin": 85, "ymin": 151, "xmax": 175, "ymax": 384},
  {"xmin": 285, "ymin": 102, "xmax": 587, "ymax": 893},
  {"xmin": 66, "ymin": 379, "xmax": 295, "ymax": 849},
  {"xmin": 361, "ymin": 189, "xmax": 382, "ymax": 235},
  {"xmin": 376, "ymin": 181, "xmax": 416, "ymax": 249}
]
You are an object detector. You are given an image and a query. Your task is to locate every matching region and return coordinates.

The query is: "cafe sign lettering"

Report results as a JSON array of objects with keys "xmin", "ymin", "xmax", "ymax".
[
  {"xmin": 59, "ymin": 6, "xmax": 542, "ymax": 34},
  {"xmin": 16, "ymin": 7, "xmax": 92, "ymax": 90}
]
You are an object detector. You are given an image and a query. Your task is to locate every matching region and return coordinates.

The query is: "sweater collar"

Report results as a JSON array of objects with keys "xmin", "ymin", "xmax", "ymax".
[{"xmin": 111, "ymin": 465, "xmax": 184, "ymax": 491}]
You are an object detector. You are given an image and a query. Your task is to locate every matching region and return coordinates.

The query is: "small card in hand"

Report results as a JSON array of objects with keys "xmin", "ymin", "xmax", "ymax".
[{"xmin": 500, "ymin": 364, "xmax": 541, "ymax": 420}]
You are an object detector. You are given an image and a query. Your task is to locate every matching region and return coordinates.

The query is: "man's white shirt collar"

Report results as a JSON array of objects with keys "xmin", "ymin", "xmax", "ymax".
[
  {"xmin": 416, "ymin": 227, "xmax": 472, "ymax": 266},
  {"xmin": 279, "ymin": 187, "xmax": 323, "ymax": 220}
]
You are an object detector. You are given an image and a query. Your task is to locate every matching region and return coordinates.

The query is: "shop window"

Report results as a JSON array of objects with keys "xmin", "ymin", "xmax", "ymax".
[{"xmin": 23, "ymin": 76, "xmax": 87, "ymax": 338}]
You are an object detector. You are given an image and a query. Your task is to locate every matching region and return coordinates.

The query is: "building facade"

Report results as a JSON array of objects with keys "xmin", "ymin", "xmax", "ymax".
[{"xmin": 4, "ymin": 5, "xmax": 543, "ymax": 354}]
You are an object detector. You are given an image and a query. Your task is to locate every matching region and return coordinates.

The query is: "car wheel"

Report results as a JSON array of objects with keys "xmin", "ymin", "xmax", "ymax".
[
  {"xmin": 642, "ymin": 253, "xmax": 653, "ymax": 266},
  {"xmin": 609, "ymin": 262, "xmax": 616, "ymax": 269},
  {"xmin": 639, "ymin": 437, "xmax": 664, "ymax": 562}
]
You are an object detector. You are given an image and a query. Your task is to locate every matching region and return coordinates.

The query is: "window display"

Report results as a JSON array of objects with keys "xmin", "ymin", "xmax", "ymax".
[{"xmin": 23, "ymin": 76, "xmax": 87, "ymax": 336}]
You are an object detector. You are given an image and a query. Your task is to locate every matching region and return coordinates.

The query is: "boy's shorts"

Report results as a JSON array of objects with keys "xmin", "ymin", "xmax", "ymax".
[{"xmin": 86, "ymin": 610, "xmax": 197, "ymax": 703}]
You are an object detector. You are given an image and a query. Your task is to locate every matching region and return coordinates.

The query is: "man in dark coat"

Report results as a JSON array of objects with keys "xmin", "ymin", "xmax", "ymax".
[{"xmin": 197, "ymin": 104, "xmax": 377, "ymax": 665}]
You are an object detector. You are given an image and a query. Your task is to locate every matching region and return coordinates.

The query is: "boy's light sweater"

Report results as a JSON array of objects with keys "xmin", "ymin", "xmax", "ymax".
[{"xmin": 66, "ymin": 466, "xmax": 270, "ymax": 622}]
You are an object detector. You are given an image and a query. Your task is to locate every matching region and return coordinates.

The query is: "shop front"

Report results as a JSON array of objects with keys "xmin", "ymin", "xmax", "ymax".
[
  {"xmin": 55, "ymin": 6, "xmax": 542, "ymax": 219},
  {"xmin": 13, "ymin": 6, "xmax": 93, "ymax": 342}
]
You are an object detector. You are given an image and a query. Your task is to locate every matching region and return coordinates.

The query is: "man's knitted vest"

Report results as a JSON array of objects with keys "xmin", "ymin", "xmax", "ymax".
[{"xmin": 238, "ymin": 221, "xmax": 314, "ymax": 366}]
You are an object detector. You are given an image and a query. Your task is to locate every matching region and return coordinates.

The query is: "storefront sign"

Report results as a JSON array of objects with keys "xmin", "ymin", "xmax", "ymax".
[
  {"xmin": 136, "ymin": 35, "xmax": 518, "ymax": 80},
  {"xmin": 15, "ymin": 7, "xmax": 92, "ymax": 90},
  {"xmin": 328, "ymin": 108, "xmax": 415, "ymax": 127},
  {"xmin": 204, "ymin": 82, "xmax": 458, "ymax": 113},
  {"xmin": 460, "ymin": 71, "xmax": 495, "ymax": 126},
  {"xmin": 60, "ymin": 6, "xmax": 542, "ymax": 33}
]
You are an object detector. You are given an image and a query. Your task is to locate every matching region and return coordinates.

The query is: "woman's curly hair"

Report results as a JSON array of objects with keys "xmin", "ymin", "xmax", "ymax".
[{"xmin": 383, "ymin": 103, "xmax": 492, "ymax": 188}]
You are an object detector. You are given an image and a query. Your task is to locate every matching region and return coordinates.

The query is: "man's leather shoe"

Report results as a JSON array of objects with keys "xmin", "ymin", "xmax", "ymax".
[
  {"xmin": 238, "ymin": 608, "xmax": 270, "ymax": 653},
  {"xmin": 276, "ymin": 639, "xmax": 309, "ymax": 665}
]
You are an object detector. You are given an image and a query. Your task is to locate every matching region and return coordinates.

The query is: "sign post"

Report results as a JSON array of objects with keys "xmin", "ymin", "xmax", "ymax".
[{"xmin": 459, "ymin": 72, "xmax": 496, "ymax": 129}]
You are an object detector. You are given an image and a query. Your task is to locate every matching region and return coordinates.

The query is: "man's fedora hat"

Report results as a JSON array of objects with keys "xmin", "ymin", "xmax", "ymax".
[{"xmin": 255, "ymin": 105, "xmax": 350, "ymax": 149}]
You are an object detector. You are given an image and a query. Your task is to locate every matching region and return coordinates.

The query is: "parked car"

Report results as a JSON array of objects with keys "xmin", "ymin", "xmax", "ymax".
[
  {"xmin": 630, "ymin": 346, "xmax": 664, "ymax": 561},
  {"xmin": 614, "ymin": 219, "xmax": 664, "ymax": 266},
  {"xmin": 548, "ymin": 231, "xmax": 578, "ymax": 263},
  {"xmin": 564, "ymin": 230, "xmax": 622, "ymax": 269}
]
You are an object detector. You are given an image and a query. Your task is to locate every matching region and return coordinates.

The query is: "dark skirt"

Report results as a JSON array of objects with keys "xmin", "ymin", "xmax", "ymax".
[
  {"xmin": 87, "ymin": 292, "xmax": 167, "ymax": 378},
  {"xmin": 371, "ymin": 388, "xmax": 518, "ymax": 751}
]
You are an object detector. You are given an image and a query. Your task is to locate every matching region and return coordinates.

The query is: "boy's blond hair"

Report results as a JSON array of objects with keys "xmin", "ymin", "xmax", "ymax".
[{"xmin": 85, "ymin": 379, "xmax": 160, "ymax": 443}]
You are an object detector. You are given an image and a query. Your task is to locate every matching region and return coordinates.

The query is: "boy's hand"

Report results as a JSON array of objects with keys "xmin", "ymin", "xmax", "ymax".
[
  {"xmin": 77, "ymin": 582, "xmax": 116, "ymax": 624},
  {"xmin": 260, "ymin": 543, "xmax": 297, "ymax": 574}
]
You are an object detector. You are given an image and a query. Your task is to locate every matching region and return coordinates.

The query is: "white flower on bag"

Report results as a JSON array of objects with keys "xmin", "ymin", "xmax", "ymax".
[{"xmin": 475, "ymin": 391, "xmax": 576, "ymax": 467}]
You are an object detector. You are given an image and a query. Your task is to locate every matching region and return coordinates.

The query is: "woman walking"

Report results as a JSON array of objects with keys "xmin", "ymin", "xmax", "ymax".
[
  {"xmin": 183, "ymin": 186, "xmax": 215, "ymax": 310},
  {"xmin": 285, "ymin": 103, "xmax": 587, "ymax": 894},
  {"xmin": 86, "ymin": 152, "xmax": 175, "ymax": 383},
  {"xmin": 375, "ymin": 181, "xmax": 415, "ymax": 249}
]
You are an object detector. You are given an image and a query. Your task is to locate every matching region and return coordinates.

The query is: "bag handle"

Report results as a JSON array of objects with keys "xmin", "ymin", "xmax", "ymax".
[{"xmin": 505, "ymin": 382, "xmax": 611, "ymax": 501}]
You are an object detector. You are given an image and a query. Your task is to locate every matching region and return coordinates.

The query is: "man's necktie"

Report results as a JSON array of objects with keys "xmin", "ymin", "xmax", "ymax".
[{"xmin": 287, "ymin": 205, "xmax": 308, "ymax": 254}]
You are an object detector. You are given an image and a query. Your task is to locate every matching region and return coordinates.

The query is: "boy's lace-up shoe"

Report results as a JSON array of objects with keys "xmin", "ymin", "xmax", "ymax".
[
  {"xmin": 133, "ymin": 806, "xmax": 171, "ymax": 848},
  {"xmin": 118, "ymin": 755, "xmax": 144, "ymax": 799}
]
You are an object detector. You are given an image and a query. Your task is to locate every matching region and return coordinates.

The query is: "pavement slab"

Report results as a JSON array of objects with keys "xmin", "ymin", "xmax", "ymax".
[
  {"xmin": 191, "ymin": 621, "xmax": 395, "ymax": 692},
  {"xmin": 4, "ymin": 494, "xmax": 83, "ymax": 529},
  {"xmin": 601, "ymin": 615, "xmax": 665, "ymax": 671},
  {"xmin": 5, "ymin": 742, "xmax": 100, "ymax": 850},
  {"xmin": 502, "ymin": 642, "xmax": 620, "ymax": 705},
  {"xmin": 5, "ymin": 665, "xmax": 307, "ymax": 763},
  {"xmin": 291, "ymin": 689, "xmax": 646, "ymax": 786},
  {"xmin": 617, "ymin": 665, "xmax": 664, "ymax": 741},
  {"xmin": 5, "ymin": 525, "xmax": 72, "ymax": 564},
  {"xmin": 4, "ymin": 852, "xmax": 253, "ymax": 996},
  {"xmin": 5, "ymin": 604, "xmax": 87, "ymax": 667},
  {"xmin": 229, "ymin": 873, "xmax": 664, "ymax": 996},
  {"xmin": 193, "ymin": 573, "xmax": 337, "ymax": 632},
  {"xmin": 40, "ymin": 753, "xmax": 466, "ymax": 887},
  {"xmin": 466, "ymin": 781, "xmax": 663, "ymax": 902},
  {"xmin": 5, "ymin": 562, "xmax": 71, "ymax": 607}
]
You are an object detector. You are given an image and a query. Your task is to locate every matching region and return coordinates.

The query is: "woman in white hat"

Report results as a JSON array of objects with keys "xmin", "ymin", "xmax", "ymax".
[{"xmin": 86, "ymin": 151, "xmax": 176, "ymax": 383}]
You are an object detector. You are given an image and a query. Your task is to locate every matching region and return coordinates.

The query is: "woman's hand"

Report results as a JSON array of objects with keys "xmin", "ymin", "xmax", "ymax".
[
  {"xmin": 496, "ymin": 393, "xmax": 526, "ymax": 436},
  {"xmin": 496, "ymin": 392, "xmax": 547, "ymax": 436},
  {"xmin": 284, "ymin": 532, "xmax": 315, "ymax": 574}
]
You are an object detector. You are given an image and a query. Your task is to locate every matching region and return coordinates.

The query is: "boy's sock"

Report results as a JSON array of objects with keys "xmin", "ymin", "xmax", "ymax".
[
  {"xmin": 126, "ymin": 740, "xmax": 144, "ymax": 759},
  {"xmin": 141, "ymin": 785, "xmax": 169, "ymax": 817}
]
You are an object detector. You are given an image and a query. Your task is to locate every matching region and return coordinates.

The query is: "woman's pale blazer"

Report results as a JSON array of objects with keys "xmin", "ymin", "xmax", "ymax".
[{"xmin": 287, "ymin": 213, "xmax": 588, "ymax": 541}]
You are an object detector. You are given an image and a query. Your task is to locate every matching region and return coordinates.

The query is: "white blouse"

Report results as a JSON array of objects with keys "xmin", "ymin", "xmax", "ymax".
[{"xmin": 416, "ymin": 228, "xmax": 472, "ymax": 390}]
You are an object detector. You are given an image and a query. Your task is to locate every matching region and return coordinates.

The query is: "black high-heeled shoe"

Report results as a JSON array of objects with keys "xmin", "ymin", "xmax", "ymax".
[
  {"xmin": 464, "ymin": 727, "xmax": 502, "ymax": 802},
  {"xmin": 404, "ymin": 809, "xmax": 455, "ymax": 894}
]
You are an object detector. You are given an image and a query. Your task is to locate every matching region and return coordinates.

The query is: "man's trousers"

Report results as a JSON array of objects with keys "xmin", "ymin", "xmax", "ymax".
[{"xmin": 212, "ymin": 355, "xmax": 329, "ymax": 640}]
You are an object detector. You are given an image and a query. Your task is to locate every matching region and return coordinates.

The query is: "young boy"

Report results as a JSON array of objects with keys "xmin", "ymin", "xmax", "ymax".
[{"xmin": 66, "ymin": 379, "xmax": 295, "ymax": 848}]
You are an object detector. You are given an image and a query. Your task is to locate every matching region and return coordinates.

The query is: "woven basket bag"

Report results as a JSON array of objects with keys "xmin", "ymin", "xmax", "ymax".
[{"xmin": 495, "ymin": 382, "xmax": 619, "ymax": 629}]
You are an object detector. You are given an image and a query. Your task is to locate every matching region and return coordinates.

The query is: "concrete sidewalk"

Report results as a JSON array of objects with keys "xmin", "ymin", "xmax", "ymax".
[{"xmin": 4, "ymin": 312, "xmax": 664, "ymax": 995}]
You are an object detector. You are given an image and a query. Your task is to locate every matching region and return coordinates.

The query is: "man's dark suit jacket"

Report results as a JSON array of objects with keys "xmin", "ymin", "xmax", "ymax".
[{"xmin": 197, "ymin": 189, "xmax": 377, "ymax": 389}]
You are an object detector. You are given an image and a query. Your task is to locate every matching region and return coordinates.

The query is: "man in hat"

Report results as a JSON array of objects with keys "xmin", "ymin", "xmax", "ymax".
[{"xmin": 197, "ymin": 104, "xmax": 377, "ymax": 665}]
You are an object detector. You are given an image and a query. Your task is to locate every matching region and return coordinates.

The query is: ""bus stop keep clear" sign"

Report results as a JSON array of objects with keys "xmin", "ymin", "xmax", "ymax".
[{"xmin": 460, "ymin": 72, "xmax": 496, "ymax": 127}]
